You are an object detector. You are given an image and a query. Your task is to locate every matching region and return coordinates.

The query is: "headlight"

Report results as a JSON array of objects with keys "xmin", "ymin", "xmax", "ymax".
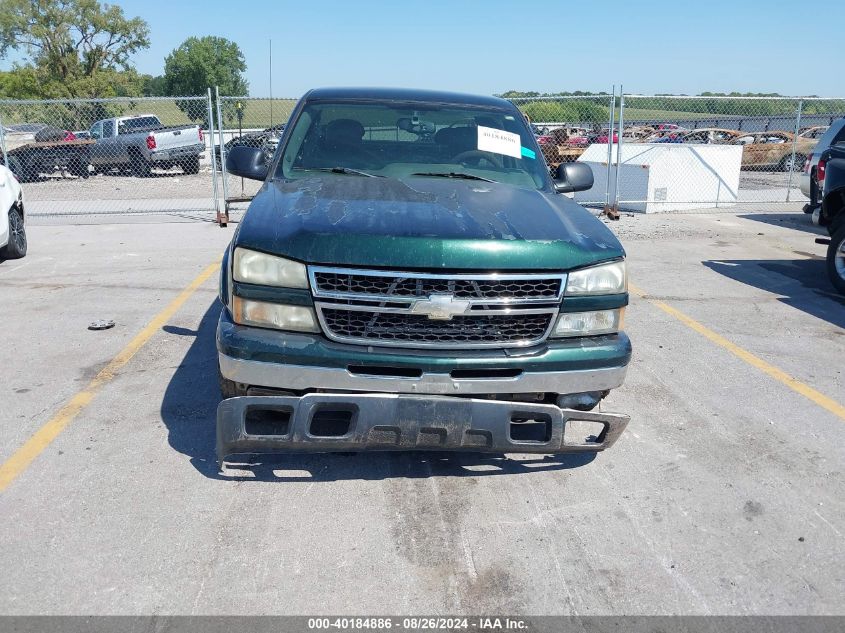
[
  {"xmin": 565, "ymin": 260, "xmax": 627, "ymax": 295},
  {"xmin": 233, "ymin": 248, "xmax": 309, "ymax": 289},
  {"xmin": 232, "ymin": 297, "xmax": 319, "ymax": 333},
  {"xmin": 552, "ymin": 309, "xmax": 624, "ymax": 337}
]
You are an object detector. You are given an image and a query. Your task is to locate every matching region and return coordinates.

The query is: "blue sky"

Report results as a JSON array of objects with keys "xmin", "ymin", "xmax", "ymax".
[{"xmin": 10, "ymin": 0, "xmax": 845, "ymax": 97}]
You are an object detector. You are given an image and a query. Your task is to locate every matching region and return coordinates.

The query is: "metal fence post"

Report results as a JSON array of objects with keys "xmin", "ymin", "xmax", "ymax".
[
  {"xmin": 604, "ymin": 87, "xmax": 616, "ymax": 212},
  {"xmin": 0, "ymin": 107, "xmax": 8, "ymax": 170},
  {"xmin": 207, "ymin": 88, "xmax": 222, "ymax": 225},
  {"xmin": 611, "ymin": 88, "xmax": 624, "ymax": 217},
  {"xmin": 785, "ymin": 99, "xmax": 803, "ymax": 202},
  {"xmin": 215, "ymin": 87, "xmax": 230, "ymax": 215}
]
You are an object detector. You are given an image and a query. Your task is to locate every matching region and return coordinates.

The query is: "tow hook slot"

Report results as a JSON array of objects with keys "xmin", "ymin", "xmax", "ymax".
[
  {"xmin": 244, "ymin": 405, "xmax": 292, "ymax": 436},
  {"xmin": 509, "ymin": 413, "xmax": 553, "ymax": 443},
  {"xmin": 308, "ymin": 406, "xmax": 356, "ymax": 437}
]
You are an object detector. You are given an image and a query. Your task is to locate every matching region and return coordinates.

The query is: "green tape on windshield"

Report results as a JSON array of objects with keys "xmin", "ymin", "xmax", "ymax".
[{"xmin": 521, "ymin": 146, "xmax": 536, "ymax": 159}]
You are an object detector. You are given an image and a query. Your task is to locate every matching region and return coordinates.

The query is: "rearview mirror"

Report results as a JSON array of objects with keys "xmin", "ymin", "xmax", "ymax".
[
  {"xmin": 226, "ymin": 145, "xmax": 269, "ymax": 181},
  {"xmin": 554, "ymin": 162, "xmax": 593, "ymax": 193},
  {"xmin": 397, "ymin": 117, "xmax": 436, "ymax": 135}
]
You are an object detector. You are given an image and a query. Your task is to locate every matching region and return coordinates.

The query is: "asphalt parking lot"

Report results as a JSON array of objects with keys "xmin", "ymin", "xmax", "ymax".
[{"xmin": 0, "ymin": 208, "xmax": 843, "ymax": 615}]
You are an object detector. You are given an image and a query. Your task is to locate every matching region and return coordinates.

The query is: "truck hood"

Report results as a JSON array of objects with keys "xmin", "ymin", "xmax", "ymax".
[{"xmin": 234, "ymin": 175, "xmax": 624, "ymax": 270}]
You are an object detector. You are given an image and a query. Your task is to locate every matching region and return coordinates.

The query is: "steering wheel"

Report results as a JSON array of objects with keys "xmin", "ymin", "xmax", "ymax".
[{"xmin": 451, "ymin": 150, "xmax": 503, "ymax": 169}]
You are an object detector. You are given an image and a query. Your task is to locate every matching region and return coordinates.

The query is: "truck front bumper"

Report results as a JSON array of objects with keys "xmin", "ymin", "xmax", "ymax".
[
  {"xmin": 217, "ymin": 309, "xmax": 631, "ymax": 396},
  {"xmin": 216, "ymin": 309, "xmax": 631, "ymax": 462},
  {"xmin": 218, "ymin": 394, "xmax": 629, "ymax": 463}
]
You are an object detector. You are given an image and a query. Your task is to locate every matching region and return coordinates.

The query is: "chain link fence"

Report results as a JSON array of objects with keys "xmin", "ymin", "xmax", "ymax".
[
  {"xmin": 0, "ymin": 96, "xmax": 215, "ymax": 217},
  {"xmin": 508, "ymin": 93, "xmax": 845, "ymax": 213},
  {"xmin": 213, "ymin": 96, "xmax": 298, "ymax": 212},
  {"xmin": 2, "ymin": 91, "xmax": 844, "ymax": 219},
  {"xmin": 509, "ymin": 95, "xmax": 616, "ymax": 206},
  {"xmin": 613, "ymin": 95, "xmax": 845, "ymax": 211}
]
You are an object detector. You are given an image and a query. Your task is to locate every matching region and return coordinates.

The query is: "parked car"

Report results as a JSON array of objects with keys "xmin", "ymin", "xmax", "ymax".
[
  {"xmin": 567, "ymin": 129, "xmax": 618, "ymax": 147},
  {"xmin": 800, "ymin": 119, "xmax": 845, "ymax": 208},
  {"xmin": 216, "ymin": 87, "xmax": 631, "ymax": 463},
  {"xmin": 643, "ymin": 128, "xmax": 688, "ymax": 142},
  {"xmin": 0, "ymin": 164, "xmax": 25, "ymax": 260},
  {"xmin": 214, "ymin": 124, "xmax": 285, "ymax": 170},
  {"xmin": 530, "ymin": 123, "xmax": 549, "ymax": 136},
  {"xmin": 0, "ymin": 123, "xmax": 92, "ymax": 182},
  {"xmin": 816, "ymin": 142, "xmax": 845, "ymax": 293},
  {"xmin": 622, "ymin": 125, "xmax": 657, "ymax": 140},
  {"xmin": 550, "ymin": 126, "xmax": 589, "ymax": 140},
  {"xmin": 652, "ymin": 123, "xmax": 685, "ymax": 131},
  {"xmin": 648, "ymin": 128, "xmax": 742, "ymax": 145},
  {"xmin": 88, "ymin": 114, "xmax": 204, "ymax": 177},
  {"xmin": 676, "ymin": 128, "xmax": 743, "ymax": 144},
  {"xmin": 732, "ymin": 131, "xmax": 817, "ymax": 171},
  {"xmin": 799, "ymin": 126, "xmax": 829, "ymax": 140}
]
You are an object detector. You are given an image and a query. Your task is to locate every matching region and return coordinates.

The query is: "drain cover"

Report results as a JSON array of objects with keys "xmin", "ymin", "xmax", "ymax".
[{"xmin": 88, "ymin": 319, "xmax": 115, "ymax": 331}]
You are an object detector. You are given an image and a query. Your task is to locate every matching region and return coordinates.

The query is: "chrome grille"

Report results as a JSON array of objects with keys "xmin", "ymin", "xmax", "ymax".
[
  {"xmin": 313, "ymin": 271, "xmax": 562, "ymax": 300},
  {"xmin": 309, "ymin": 267, "xmax": 565, "ymax": 349},
  {"xmin": 321, "ymin": 309, "xmax": 554, "ymax": 345}
]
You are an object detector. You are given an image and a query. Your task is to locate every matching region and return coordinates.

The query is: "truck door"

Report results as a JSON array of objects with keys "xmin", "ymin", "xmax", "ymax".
[
  {"xmin": 88, "ymin": 121, "xmax": 104, "ymax": 167},
  {"xmin": 90, "ymin": 119, "xmax": 122, "ymax": 168}
]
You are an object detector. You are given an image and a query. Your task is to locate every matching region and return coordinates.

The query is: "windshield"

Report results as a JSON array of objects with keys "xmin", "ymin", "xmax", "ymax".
[{"xmin": 276, "ymin": 101, "xmax": 549, "ymax": 190}]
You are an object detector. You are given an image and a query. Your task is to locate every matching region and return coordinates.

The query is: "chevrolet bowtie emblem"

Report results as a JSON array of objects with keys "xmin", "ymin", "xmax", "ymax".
[{"xmin": 410, "ymin": 294, "xmax": 470, "ymax": 320}]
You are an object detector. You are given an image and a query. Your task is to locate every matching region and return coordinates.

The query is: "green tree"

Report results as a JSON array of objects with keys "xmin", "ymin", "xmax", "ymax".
[
  {"xmin": 519, "ymin": 100, "xmax": 608, "ymax": 125},
  {"xmin": 163, "ymin": 36, "xmax": 248, "ymax": 122},
  {"xmin": 141, "ymin": 74, "xmax": 166, "ymax": 97},
  {"xmin": 0, "ymin": 0, "xmax": 150, "ymax": 98}
]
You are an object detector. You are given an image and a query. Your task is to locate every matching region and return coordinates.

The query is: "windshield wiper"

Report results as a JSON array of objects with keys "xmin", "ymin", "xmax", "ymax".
[
  {"xmin": 299, "ymin": 167, "xmax": 384, "ymax": 178},
  {"xmin": 411, "ymin": 171, "xmax": 497, "ymax": 183}
]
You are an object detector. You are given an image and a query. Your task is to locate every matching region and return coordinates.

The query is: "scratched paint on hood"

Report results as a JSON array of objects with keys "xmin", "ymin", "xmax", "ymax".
[{"xmin": 234, "ymin": 175, "xmax": 624, "ymax": 271}]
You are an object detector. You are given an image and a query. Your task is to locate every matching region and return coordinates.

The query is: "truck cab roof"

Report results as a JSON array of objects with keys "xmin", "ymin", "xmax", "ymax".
[{"xmin": 304, "ymin": 87, "xmax": 517, "ymax": 110}]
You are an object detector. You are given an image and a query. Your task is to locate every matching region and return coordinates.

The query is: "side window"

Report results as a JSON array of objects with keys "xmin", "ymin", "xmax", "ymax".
[
  {"xmin": 103, "ymin": 120, "xmax": 115, "ymax": 138},
  {"xmin": 90, "ymin": 122, "xmax": 103, "ymax": 140}
]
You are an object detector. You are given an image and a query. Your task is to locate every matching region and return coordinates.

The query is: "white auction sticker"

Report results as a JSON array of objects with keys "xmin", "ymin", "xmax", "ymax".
[{"xmin": 477, "ymin": 125, "xmax": 522, "ymax": 159}]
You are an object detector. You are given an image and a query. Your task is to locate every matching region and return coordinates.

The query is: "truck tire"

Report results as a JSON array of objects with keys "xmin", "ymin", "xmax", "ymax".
[
  {"xmin": 181, "ymin": 155, "xmax": 200, "ymax": 175},
  {"xmin": 0, "ymin": 206, "xmax": 27, "ymax": 260},
  {"xmin": 130, "ymin": 151, "xmax": 151, "ymax": 178},
  {"xmin": 780, "ymin": 153, "xmax": 805, "ymax": 173},
  {"xmin": 827, "ymin": 224, "xmax": 845, "ymax": 295},
  {"xmin": 219, "ymin": 365, "xmax": 247, "ymax": 399}
]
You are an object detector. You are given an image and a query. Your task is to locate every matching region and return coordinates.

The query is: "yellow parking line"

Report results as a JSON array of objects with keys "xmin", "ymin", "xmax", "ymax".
[
  {"xmin": 0, "ymin": 262, "xmax": 220, "ymax": 493},
  {"xmin": 629, "ymin": 283, "xmax": 845, "ymax": 421}
]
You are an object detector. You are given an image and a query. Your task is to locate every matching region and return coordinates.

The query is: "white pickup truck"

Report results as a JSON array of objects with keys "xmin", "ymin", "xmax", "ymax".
[{"xmin": 88, "ymin": 114, "xmax": 204, "ymax": 177}]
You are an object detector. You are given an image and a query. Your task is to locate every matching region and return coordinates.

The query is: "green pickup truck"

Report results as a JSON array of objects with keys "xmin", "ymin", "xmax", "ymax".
[{"xmin": 216, "ymin": 87, "xmax": 631, "ymax": 464}]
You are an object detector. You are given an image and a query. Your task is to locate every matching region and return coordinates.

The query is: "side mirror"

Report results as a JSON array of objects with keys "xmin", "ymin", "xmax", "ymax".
[
  {"xmin": 554, "ymin": 162, "xmax": 593, "ymax": 193},
  {"xmin": 226, "ymin": 145, "xmax": 269, "ymax": 181}
]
